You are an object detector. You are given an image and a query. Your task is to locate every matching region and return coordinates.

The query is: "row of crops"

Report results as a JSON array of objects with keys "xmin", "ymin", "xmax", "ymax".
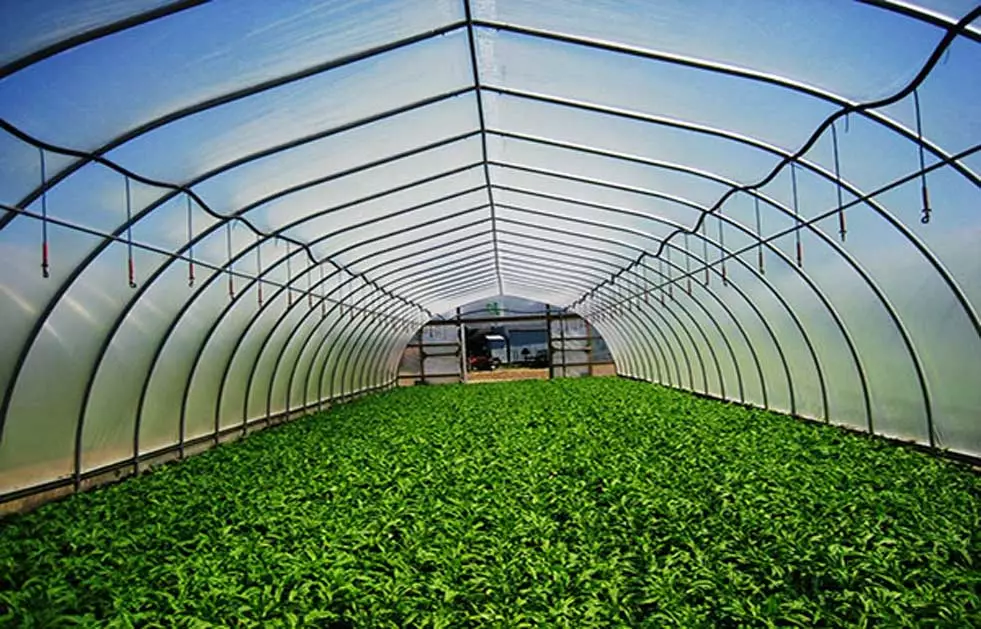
[{"xmin": 1, "ymin": 378, "xmax": 978, "ymax": 626}]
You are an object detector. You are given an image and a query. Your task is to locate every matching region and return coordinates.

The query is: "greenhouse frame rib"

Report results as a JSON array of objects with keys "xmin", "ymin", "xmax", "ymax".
[{"xmin": 0, "ymin": 0, "xmax": 980, "ymax": 506}]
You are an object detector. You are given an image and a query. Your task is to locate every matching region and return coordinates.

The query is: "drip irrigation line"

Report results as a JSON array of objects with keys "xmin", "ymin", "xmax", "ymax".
[
  {"xmin": 570, "ymin": 4, "xmax": 981, "ymax": 307},
  {"xmin": 586, "ymin": 141, "xmax": 980, "ymax": 314},
  {"xmin": 0, "ymin": 202, "xmax": 414, "ymax": 325}
]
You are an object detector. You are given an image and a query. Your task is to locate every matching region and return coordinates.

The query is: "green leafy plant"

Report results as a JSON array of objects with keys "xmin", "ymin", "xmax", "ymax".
[{"xmin": 0, "ymin": 379, "xmax": 978, "ymax": 627}]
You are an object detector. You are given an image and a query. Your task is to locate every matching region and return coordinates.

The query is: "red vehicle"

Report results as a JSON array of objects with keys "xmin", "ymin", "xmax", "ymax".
[{"xmin": 468, "ymin": 354, "xmax": 501, "ymax": 371}]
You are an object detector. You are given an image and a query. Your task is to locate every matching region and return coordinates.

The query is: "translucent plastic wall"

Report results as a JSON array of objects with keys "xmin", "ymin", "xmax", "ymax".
[{"xmin": 0, "ymin": 0, "xmax": 979, "ymax": 502}]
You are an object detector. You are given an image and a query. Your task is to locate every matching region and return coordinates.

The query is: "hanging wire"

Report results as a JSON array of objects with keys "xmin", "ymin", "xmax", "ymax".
[
  {"xmin": 684, "ymin": 233, "xmax": 692, "ymax": 295},
  {"xmin": 754, "ymin": 194, "xmax": 765, "ymax": 274},
  {"xmin": 286, "ymin": 239, "xmax": 293, "ymax": 306},
  {"xmin": 124, "ymin": 176, "xmax": 137, "ymax": 288},
  {"xmin": 658, "ymin": 256, "xmax": 665, "ymax": 306},
  {"xmin": 912, "ymin": 88, "xmax": 932, "ymax": 224},
  {"xmin": 2, "ymin": 200, "xmax": 422, "ymax": 324},
  {"xmin": 830, "ymin": 121, "xmax": 847, "ymax": 242},
  {"xmin": 791, "ymin": 162, "xmax": 803, "ymax": 267},
  {"xmin": 347, "ymin": 275, "xmax": 353, "ymax": 318},
  {"xmin": 338, "ymin": 272, "xmax": 345, "ymax": 317},
  {"xmin": 319, "ymin": 263, "xmax": 326, "ymax": 318},
  {"xmin": 307, "ymin": 264, "xmax": 313, "ymax": 308},
  {"xmin": 718, "ymin": 208, "xmax": 728, "ymax": 285},
  {"xmin": 643, "ymin": 254, "xmax": 650, "ymax": 305},
  {"xmin": 351, "ymin": 278, "xmax": 359, "ymax": 319},
  {"xmin": 186, "ymin": 195, "xmax": 195, "ymax": 286},
  {"xmin": 665, "ymin": 248, "xmax": 673, "ymax": 299},
  {"xmin": 255, "ymin": 233, "xmax": 263, "ymax": 306},
  {"xmin": 702, "ymin": 221, "xmax": 709, "ymax": 286},
  {"xmin": 226, "ymin": 222, "xmax": 234, "ymax": 299},
  {"xmin": 39, "ymin": 148, "xmax": 49, "ymax": 279}
]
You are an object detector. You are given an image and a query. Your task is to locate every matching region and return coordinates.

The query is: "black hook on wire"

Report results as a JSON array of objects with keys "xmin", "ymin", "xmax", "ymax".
[
  {"xmin": 913, "ymin": 89, "xmax": 932, "ymax": 225},
  {"xmin": 39, "ymin": 148, "xmax": 50, "ymax": 279}
]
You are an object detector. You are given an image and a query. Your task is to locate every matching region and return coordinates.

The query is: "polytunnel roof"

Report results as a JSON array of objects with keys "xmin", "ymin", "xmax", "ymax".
[{"xmin": 0, "ymin": 1, "xmax": 980, "ymax": 501}]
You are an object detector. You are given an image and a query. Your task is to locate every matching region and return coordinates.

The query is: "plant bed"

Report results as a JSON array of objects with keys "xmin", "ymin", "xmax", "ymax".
[{"xmin": 1, "ymin": 379, "xmax": 978, "ymax": 626}]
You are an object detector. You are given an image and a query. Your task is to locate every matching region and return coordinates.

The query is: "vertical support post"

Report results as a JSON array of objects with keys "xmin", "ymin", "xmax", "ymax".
[
  {"xmin": 457, "ymin": 307, "xmax": 467, "ymax": 383},
  {"xmin": 418, "ymin": 322, "xmax": 427, "ymax": 385},
  {"xmin": 586, "ymin": 317, "xmax": 594, "ymax": 377},
  {"xmin": 559, "ymin": 309, "xmax": 567, "ymax": 378},
  {"xmin": 546, "ymin": 304, "xmax": 554, "ymax": 380}
]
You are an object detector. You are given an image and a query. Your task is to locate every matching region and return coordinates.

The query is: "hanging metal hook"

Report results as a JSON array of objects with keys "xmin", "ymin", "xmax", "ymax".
[
  {"xmin": 39, "ymin": 148, "xmax": 50, "ymax": 279},
  {"xmin": 913, "ymin": 89, "xmax": 932, "ymax": 225},
  {"xmin": 125, "ymin": 175, "xmax": 137, "ymax": 288},
  {"xmin": 186, "ymin": 194, "xmax": 195, "ymax": 287},
  {"xmin": 226, "ymin": 222, "xmax": 234, "ymax": 299},
  {"xmin": 830, "ymin": 121, "xmax": 847, "ymax": 242}
]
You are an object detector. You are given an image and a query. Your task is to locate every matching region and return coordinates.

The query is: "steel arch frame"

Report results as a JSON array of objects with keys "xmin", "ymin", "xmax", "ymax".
[
  {"xmin": 0, "ymin": 0, "xmax": 976, "ymax": 500},
  {"xmin": 494, "ymin": 256, "xmax": 699, "ymax": 388},
  {"xmin": 200, "ymin": 225, "xmax": 497, "ymax": 442},
  {"xmin": 490, "ymin": 159, "xmax": 872, "ymax": 425},
  {"xmin": 233, "ymin": 234, "xmax": 504, "ymax": 426},
  {"xmin": 129, "ymin": 208, "xmax": 494, "ymax": 469},
  {"xmin": 497, "ymin": 196, "xmax": 815, "ymax": 414},
  {"xmin": 497, "ymin": 231, "xmax": 745, "ymax": 401},
  {"xmin": 497, "ymin": 216, "xmax": 767, "ymax": 405},
  {"xmin": 496, "ymin": 205, "xmax": 797, "ymax": 410},
  {"xmin": 9, "ymin": 20, "xmax": 964, "ymax": 446},
  {"xmin": 210, "ymin": 163, "xmax": 800, "ymax": 435}
]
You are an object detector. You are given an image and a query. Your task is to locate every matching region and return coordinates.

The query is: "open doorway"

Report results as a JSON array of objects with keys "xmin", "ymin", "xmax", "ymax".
[{"xmin": 397, "ymin": 297, "xmax": 615, "ymax": 386}]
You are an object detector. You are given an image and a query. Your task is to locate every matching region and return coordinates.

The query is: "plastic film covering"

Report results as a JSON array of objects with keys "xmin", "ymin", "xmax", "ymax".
[{"xmin": 1, "ymin": 0, "xmax": 980, "ymax": 501}]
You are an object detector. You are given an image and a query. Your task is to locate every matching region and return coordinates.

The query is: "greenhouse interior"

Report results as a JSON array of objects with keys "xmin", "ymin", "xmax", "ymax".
[{"xmin": 1, "ymin": 0, "xmax": 979, "ymax": 625}]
